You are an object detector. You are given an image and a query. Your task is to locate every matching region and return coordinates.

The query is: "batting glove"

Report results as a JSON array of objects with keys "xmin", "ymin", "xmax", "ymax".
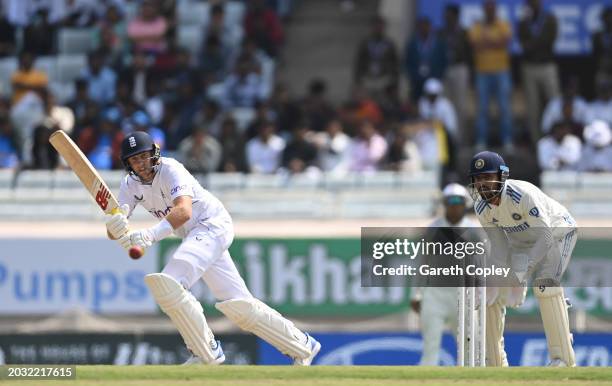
[{"xmin": 106, "ymin": 204, "xmax": 130, "ymax": 239}]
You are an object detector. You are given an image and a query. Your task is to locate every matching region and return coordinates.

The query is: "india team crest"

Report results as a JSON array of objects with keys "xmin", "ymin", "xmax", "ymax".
[{"xmin": 474, "ymin": 159, "xmax": 485, "ymax": 169}]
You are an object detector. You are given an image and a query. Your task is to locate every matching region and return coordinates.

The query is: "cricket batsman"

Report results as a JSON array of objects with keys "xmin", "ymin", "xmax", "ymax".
[
  {"xmin": 468, "ymin": 150, "xmax": 577, "ymax": 366},
  {"xmin": 411, "ymin": 183, "xmax": 483, "ymax": 365},
  {"xmin": 105, "ymin": 131, "xmax": 321, "ymax": 365}
]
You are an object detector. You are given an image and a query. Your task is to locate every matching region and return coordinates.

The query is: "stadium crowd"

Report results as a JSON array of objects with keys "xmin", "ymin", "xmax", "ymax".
[{"xmin": 0, "ymin": 0, "xmax": 611, "ymax": 176}]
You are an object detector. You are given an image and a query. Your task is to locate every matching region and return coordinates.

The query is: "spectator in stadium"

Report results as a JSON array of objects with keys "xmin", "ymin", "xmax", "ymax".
[
  {"xmin": 301, "ymin": 79, "xmax": 335, "ymax": 132},
  {"xmin": 44, "ymin": 93, "xmax": 75, "ymax": 136},
  {"xmin": 127, "ymin": 0, "xmax": 168, "ymax": 55},
  {"xmin": 468, "ymin": 0, "xmax": 513, "ymax": 150},
  {"xmin": 119, "ymin": 52, "xmax": 153, "ymax": 106},
  {"xmin": 205, "ymin": 2, "xmax": 243, "ymax": 58},
  {"xmin": 22, "ymin": 10, "xmax": 55, "ymax": 55},
  {"xmin": 541, "ymin": 78, "xmax": 588, "ymax": 134},
  {"xmin": 281, "ymin": 124, "xmax": 319, "ymax": 174},
  {"xmin": 537, "ymin": 121, "xmax": 581, "ymax": 171},
  {"xmin": 0, "ymin": 8, "xmax": 16, "ymax": 57},
  {"xmin": 439, "ymin": 3, "xmax": 470, "ymax": 132},
  {"xmin": 218, "ymin": 116, "xmax": 247, "ymax": 172},
  {"xmin": 234, "ymin": 38, "xmax": 273, "ymax": 84},
  {"xmin": 246, "ymin": 120, "xmax": 285, "ymax": 173},
  {"xmin": 67, "ymin": 79, "xmax": 92, "ymax": 127},
  {"xmin": 245, "ymin": 101, "xmax": 275, "ymax": 140},
  {"xmin": 405, "ymin": 16, "xmax": 446, "ymax": 103},
  {"xmin": 244, "ymin": 0, "xmax": 283, "ymax": 57},
  {"xmin": 585, "ymin": 80, "xmax": 612, "ymax": 126},
  {"xmin": 518, "ymin": 0, "xmax": 560, "ymax": 144},
  {"xmin": 166, "ymin": 79, "xmax": 202, "ymax": 149},
  {"xmin": 269, "ymin": 83, "xmax": 302, "ymax": 135},
  {"xmin": 579, "ymin": 120, "xmax": 612, "ymax": 172},
  {"xmin": 347, "ymin": 120, "xmax": 387, "ymax": 172},
  {"xmin": 552, "ymin": 98, "xmax": 586, "ymax": 140},
  {"xmin": 77, "ymin": 107, "xmax": 124, "ymax": 170},
  {"xmin": 592, "ymin": 7, "xmax": 612, "ymax": 87},
  {"xmin": 144, "ymin": 77, "xmax": 164, "ymax": 125},
  {"xmin": 161, "ymin": 48, "xmax": 198, "ymax": 94},
  {"xmin": 97, "ymin": 4, "xmax": 128, "ymax": 66},
  {"xmin": 385, "ymin": 127, "xmax": 421, "ymax": 173},
  {"xmin": 0, "ymin": 115, "xmax": 19, "ymax": 168},
  {"xmin": 81, "ymin": 50, "xmax": 117, "ymax": 105},
  {"xmin": 200, "ymin": 34, "xmax": 231, "ymax": 83},
  {"xmin": 312, "ymin": 118, "xmax": 350, "ymax": 174},
  {"xmin": 222, "ymin": 57, "xmax": 269, "ymax": 109},
  {"xmin": 351, "ymin": 86, "xmax": 383, "ymax": 127},
  {"xmin": 409, "ymin": 119, "xmax": 450, "ymax": 171},
  {"xmin": 192, "ymin": 100, "xmax": 223, "ymax": 139},
  {"xmin": 177, "ymin": 126, "xmax": 222, "ymax": 174},
  {"xmin": 71, "ymin": 99, "xmax": 100, "ymax": 141},
  {"xmin": 61, "ymin": 0, "xmax": 103, "ymax": 27},
  {"xmin": 10, "ymin": 51, "xmax": 48, "ymax": 105},
  {"xmin": 31, "ymin": 119, "xmax": 59, "ymax": 170},
  {"xmin": 418, "ymin": 78, "xmax": 458, "ymax": 141},
  {"xmin": 353, "ymin": 15, "xmax": 399, "ymax": 100},
  {"xmin": 377, "ymin": 83, "xmax": 407, "ymax": 124},
  {"xmin": 130, "ymin": 110, "xmax": 166, "ymax": 151}
]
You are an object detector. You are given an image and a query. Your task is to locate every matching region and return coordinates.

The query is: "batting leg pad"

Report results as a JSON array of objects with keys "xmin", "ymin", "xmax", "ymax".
[
  {"xmin": 486, "ymin": 300, "xmax": 509, "ymax": 367},
  {"xmin": 216, "ymin": 298, "xmax": 311, "ymax": 360},
  {"xmin": 145, "ymin": 273, "xmax": 218, "ymax": 364},
  {"xmin": 533, "ymin": 284, "xmax": 576, "ymax": 366}
]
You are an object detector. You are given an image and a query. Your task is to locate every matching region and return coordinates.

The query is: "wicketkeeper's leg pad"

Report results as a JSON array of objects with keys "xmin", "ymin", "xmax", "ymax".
[
  {"xmin": 486, "ymin": 300, "xmax": 509, "ymax": 367},
  {"xmin": 533, "ymin": 281, "xmax": 576, "ymax": 366},
  {"xmin": 216, "ymin": 298, "xmax": 311, "ymax": 360},
  {"xmin": 145, "ymin": 273, "xmax": 218, "ymax": 364}
]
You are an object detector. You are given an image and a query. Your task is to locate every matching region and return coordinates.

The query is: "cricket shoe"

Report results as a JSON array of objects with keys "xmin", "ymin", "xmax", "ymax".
[
  {"xmin": 182, "ymin": 341, "xmax": 225, "ymax": 365},
  {"xmin": 293, "ymin": 334, "xmax": 321, "ymax": 366}
]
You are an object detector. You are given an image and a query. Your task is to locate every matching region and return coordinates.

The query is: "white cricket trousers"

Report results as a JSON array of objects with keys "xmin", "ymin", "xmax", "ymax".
[
  {"xmin": 419, "ymin": 286, "xmax": 458, "ymax": 366},
  {"xmin": 161, "ymin": 216, "xmax": 253, "ymax": 301}
]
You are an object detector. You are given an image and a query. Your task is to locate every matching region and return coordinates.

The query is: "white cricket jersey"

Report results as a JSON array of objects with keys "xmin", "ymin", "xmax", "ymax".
[
  {"xmin": 118, "ymin": 157, "xmax": 231, "ymax": 239},
  {"xmin": 473, "ymin": 179, "xmax": 576, "ymax": 248}
]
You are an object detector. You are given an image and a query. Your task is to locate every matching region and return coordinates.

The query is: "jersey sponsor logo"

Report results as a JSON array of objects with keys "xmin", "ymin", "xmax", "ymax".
[
  {"xmin": 499, "ymin": 221, "xmax": 530, "ymax": 233},
  {"xmin": 95, "ymin": 185, "xmax": 111, "ymax": 210},
  {"xmin": 529, "ymin": 207, "xmax": 539, "ymax": 217},
  {"xmin": 134, "ymin": 194, "xmax": 144, "ymax": 202},
  {"xmin": 149, "ymin": 206, "xmax": 172, "ymax": 219},
  {"xmin": 170, "ymin": 184, "xmax": 187, "ymax": 195},
  {"xmin": 512, "ymin": 213, "xmax": 522, "ymax": 221}
]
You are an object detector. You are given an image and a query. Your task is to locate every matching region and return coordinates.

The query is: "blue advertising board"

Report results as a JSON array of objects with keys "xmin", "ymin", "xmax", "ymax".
[
  {"xmin": 258, "ymin": 332, "xmax": 612, "ymax": 366},
  {"xmin": 417, "ymin": 0, "xmax": 612, "ymax": 54}
]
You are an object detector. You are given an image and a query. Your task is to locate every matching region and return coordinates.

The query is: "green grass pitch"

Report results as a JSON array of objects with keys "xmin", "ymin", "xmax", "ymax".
[{"xmin": 3, "ymin": 366, "xmax": 612, "ymax": 386}]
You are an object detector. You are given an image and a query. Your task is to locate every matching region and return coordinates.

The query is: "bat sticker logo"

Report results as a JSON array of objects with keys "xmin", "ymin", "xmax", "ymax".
[{"xmin": 95, "ymin": 186, "xmax": 111, "ymax": 210}]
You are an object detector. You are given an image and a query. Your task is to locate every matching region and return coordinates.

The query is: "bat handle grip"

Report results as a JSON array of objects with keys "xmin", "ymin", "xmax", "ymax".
[{"xmin": 110, "ymin": 207, "xmax": 145, "ymax": 259}]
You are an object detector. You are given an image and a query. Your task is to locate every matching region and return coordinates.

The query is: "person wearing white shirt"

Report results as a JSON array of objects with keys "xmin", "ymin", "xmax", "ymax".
[
  {"xmin": 579, "ymin": 120, "xmax": 612, "ymax": 172},
  {"xmin": 312, "ymin": 119, "xmax": 350, "ymax": 173},
  {"xmin": 418, "ymin": 78, "xmax": 458, "ymax": 140},
  {"xmin": 541, "ymin": 80, "xmax": 588, "ymax": 134},
  {"xmin": 246, "ymin": 121, "xmax": 286, "ymax": 173},
  {"xmin": 468, "ymin": 150, "xmax": 578, "ymax": 367},
  {"xmin": 537, "ymin": 122, "xmax": 581, "ymax": 170},
  {"xmin": 585, "ymin": 82, "xmax": 612, "ymax": 126},
  {"xmin": 105, "ymin": 131, "xmax": 320, "ymax": 366}
]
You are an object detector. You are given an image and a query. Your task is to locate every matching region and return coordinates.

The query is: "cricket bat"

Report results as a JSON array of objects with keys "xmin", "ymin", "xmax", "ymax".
[{"xmin": 49, "ymin": 130, "xmax": 144, "ymax": 259}]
